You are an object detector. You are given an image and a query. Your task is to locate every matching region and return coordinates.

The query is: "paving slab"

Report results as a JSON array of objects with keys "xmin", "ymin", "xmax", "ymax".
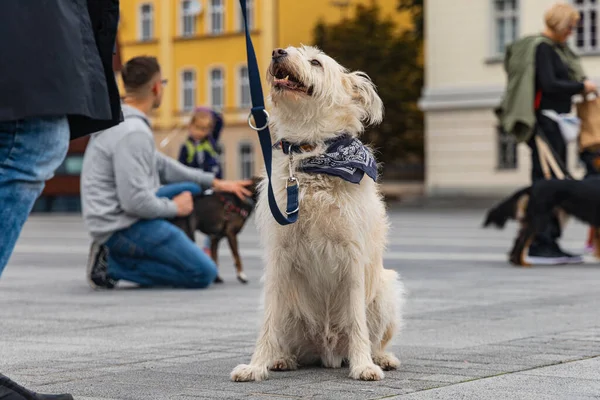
[{"xmin": 1, "ymin": 210, "xmax": 600, "ymax": 399}]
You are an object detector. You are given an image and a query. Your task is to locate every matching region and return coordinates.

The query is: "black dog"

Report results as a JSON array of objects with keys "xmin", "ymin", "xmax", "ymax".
[
  {"xmin": 172, "ymin": 177, "xmax": 260, "ymax": 283},
  {"xmin": 483, "ymin": 178, "xmax": 600, "ymax": 266}
]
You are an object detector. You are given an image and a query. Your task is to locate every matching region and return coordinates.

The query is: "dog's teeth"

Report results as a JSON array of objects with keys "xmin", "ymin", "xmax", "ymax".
[{"xmin": 284, "ymin": 75, "xmax": 289, "ymax": 81}]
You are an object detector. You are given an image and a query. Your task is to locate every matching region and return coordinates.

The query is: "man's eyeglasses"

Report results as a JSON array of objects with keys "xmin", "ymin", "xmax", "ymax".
[{"xmin": 161, "ymin": 79, "xmax": 168, "ymax": 87}]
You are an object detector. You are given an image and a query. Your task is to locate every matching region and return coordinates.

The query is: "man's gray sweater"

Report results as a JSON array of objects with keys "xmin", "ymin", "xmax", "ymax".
[{"xmin": 81, "ymin": 104, "xmax": 214, "ymax": 243}]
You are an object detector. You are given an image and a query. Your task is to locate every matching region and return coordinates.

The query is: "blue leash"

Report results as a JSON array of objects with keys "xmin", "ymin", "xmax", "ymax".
[{"xmin": 239, "ymin": 0, "xmax": 299, "ymax": 225}]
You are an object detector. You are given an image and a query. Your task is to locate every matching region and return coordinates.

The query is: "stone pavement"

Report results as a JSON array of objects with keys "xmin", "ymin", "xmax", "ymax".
[{"xmin": 1, "ymin": 210, "xmax": 600, "ymax": 400}]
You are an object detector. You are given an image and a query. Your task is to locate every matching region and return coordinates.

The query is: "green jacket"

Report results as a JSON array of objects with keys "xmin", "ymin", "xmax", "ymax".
[{"xmin": 496, "ymin": 34, "xmax": 585, "ymax": 143}]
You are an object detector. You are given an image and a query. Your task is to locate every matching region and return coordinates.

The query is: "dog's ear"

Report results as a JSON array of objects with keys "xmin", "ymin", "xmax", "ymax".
[{"xmin": 344, "ymin": 71, "xmax": 384, "ymax": 126}]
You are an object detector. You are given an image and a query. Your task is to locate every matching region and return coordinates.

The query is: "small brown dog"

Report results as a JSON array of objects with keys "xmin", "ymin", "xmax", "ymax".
[{"xmin": 172, "ymin": 177, "xmax": 259, "ymax": 283}]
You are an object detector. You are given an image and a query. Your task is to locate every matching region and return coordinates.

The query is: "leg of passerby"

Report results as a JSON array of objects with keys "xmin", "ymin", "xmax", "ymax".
[
  {"xmin": 0, "ymin": 117, "xmax": 72, "ymax": 400},
  {"xmin": 526, "ymin": 119, "xmax": 582, "ymax": 265},
  {"xmin": 0, "ymin": 117, "xmax": 69, "ymax": 272},
  {"xmin": 103, "ymin": 219, "xmax": 217, "ymax": 288}
]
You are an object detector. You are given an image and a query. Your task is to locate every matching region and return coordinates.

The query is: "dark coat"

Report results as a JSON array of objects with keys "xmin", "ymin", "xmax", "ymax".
[{"xmin": 0, "ymin": 0, "xmax": 122, "ymax": 140}]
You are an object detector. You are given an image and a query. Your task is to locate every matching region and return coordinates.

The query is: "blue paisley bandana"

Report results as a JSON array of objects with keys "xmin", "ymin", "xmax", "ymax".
[{"xmin": 274, "ymin": 135, "xmax": 378, "ymax": 184}]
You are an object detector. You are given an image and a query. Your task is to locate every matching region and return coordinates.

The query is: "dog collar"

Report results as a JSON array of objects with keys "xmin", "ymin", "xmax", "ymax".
[
  {"xmin": 273, "ymin": 135, "xmax": 349, "ymax": 155},
  {"xmin": 273, "ymin": 140, "xmax": 316, "ymax": 154}
]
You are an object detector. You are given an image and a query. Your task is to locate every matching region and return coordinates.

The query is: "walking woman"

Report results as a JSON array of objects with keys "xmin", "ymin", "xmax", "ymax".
[{"xmin": 497, "ymin": 2, "xmax": 597, "ymax": 265}]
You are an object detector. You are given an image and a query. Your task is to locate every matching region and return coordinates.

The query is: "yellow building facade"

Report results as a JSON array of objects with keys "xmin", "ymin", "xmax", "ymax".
[{"xmin": 118, "ymin": 0, "xmax": 411, "ymax": 179}]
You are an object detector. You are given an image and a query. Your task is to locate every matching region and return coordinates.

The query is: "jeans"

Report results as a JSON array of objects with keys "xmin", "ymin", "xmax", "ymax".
[
  {"xmin": 104, "ymin": 182, "xmax": 217, "ymax": 288},
  {"xmin": 0, "ymin": 117, "xmax": 70, "ymax": 275}
]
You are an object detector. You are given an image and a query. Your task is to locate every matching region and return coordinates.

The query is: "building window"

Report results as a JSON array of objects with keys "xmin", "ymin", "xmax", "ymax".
[
  {"xmin": 181, "ymin": 0, "xmax": 196, "ymax": 37},
  {"xmin": 574, "ymin": 0, "xmax": 598, "ymax": 52},
  {"xmin": 238, "ymin": 0, "xmax": 253, "ymax": 31},
  {"xmin": 239, "ymin": 143, "xmax": 254, "ymax": 179},
  {"xmin": 209, "ymin": 0, "xmax": 225, "ymax": 34},
  {"xmin": 139, "ymin": 3, "xmax": 154, "ymax": 41},
  {"xmin": 239, "ymin": 66, "xmax": 251, "ymax": 109},
  {"xmin": 497, "ymin": 126, "xmax": 518, "ymax": 170},
  {"xmin": 492, "ymin": 0, "xmax": 519, "ymax": 55},
  {"xmin": 210, "ymin": 68, "xmax": 225, "ymax": 111},
  {"xmin": 181, "ymin": 70, "xmax": 196, "ymax": 112}
]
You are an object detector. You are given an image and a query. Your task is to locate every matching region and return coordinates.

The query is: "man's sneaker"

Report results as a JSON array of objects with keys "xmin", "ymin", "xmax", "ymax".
[
  {"xmin": 557, "ymin": 248, "xmax": 585, "ymax": 265},
  {"xmin": 525, "ymin": 243, "xmax": 569, "ymax": 265},
  {"xmin": 0, "ymin": 373, "xmax": 74, "ymax": 399},
  {"xmin": 551, "ymin": 242, "xmax": 585, "ymax": 264},
  {"xmin": 526, "ymin": 243, "xmax": 585, "ymax": 265},
  {"xmin": 86, "ymin": 242, "xmax": 117, "ymax": 290}
]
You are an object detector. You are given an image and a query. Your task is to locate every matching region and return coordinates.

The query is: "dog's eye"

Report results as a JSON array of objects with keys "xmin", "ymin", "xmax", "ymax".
[{"xmin": 310, "ymin": 59, "xmax": 322, "ymax": 67}]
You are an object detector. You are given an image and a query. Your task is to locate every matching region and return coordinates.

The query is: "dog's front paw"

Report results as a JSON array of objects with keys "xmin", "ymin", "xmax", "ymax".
[
  {"xmin": 230, "ymin": 364, "xmax": 269, "ymax": 382},
  {"xmin": 373, "ymin": 352, "xmax": 400, "ymax": 371},
  {"xmin": 270, "ymin": 357, "xmax": 298, "ymax": 371},
  {"xmin": 237, "ymin": 272, "xmax": 249, "ymax": 284},
  {"xmin": 350, "ymin": 363, "xmax": 384, "ymax": 381}
]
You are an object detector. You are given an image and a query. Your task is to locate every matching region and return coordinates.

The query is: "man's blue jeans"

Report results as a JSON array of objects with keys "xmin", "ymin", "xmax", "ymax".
[
  {"xmin": 104, "ymin": 182, "xmax": 218, "ymax": 288},
  {"xmin": 0, "ymin": 117, "xmax": 70, "ymax": 275}
]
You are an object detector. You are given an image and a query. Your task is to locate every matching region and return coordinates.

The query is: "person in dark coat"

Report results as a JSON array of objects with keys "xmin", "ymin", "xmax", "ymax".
[
  {"xmin": 0, "ymin": 1, "xmax": 122, "ymax": 399},
  {"xmin": 524, "ymin": 2, "xmax": 596, "ymax": 265}
]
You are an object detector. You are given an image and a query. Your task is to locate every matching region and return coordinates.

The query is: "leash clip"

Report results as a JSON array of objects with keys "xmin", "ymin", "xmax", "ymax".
[
  {"xmin": 285, "ymin": 146, "xmax": 299, "ymax": 216},
  {"xmin": 287, "ymin": 145, "xmax": 298, "ymax": 184},
  {"xmin": 248, "ymin": 109, "xmax": 270, "ymax": 131}
]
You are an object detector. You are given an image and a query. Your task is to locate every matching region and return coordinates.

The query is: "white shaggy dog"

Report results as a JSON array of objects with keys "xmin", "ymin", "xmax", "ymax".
[{"xmin": 230, "ymin": 46, "xmax": 405, "ymax": 382}]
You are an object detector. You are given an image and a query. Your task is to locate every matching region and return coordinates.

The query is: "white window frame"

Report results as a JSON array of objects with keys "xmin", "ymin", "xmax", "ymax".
[
  {"xmin": 139, "ymin": 3, "xmax": 154, "ymax": 41},
  {"xmin": 238, "ymin": 142, "xmax": 254, "ymax": 179},
  {"xmin": 572, "ymin": 0, "xmax": 599, "ymax": 53},
  {"xmin": 237, "ymin": 0, "xmax": 254, "ymax": 32},
  {"xmin": 207, "ymin": 0, "xmax": 225, "ymax": 35},
  {"xmin": 491, "ymin": 0, "xmax": 520, "ymax": 56},
  {"xmin": 238, "ymin": 65, "xmax": 251, "ymax": 109},
  {"xmin": 180, "ymin": 0, "xmax": 196, "ymax": 37},
  {"xmin": 208, "ymin": 67, "xmax": 225, "ymax": 111},
  {"xmin": 180, "ymin": 69, "xmax": 196, "ymax": 112}
]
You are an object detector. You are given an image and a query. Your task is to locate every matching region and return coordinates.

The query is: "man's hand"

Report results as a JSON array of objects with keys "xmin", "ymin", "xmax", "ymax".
[
  {"xmin": 173, "ymin": 191, "xmax": 194, "ymax": 216},
  {"xmin": 213, "ymin": 179, "xmax": 253, "ymax": 200}
]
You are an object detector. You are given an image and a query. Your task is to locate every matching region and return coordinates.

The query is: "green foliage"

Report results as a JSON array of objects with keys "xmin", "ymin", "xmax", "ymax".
[
  {"xmin": 398, "ymin": 0, "xmax": 424, "ymax": 40},
  {"xmin": 313, "ymin": 3, "xmax": 424, "ymax": 165}
]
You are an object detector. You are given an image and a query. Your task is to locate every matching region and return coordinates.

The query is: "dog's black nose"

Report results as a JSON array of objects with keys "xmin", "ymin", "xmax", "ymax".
[{"xmin": 272, "ymin": 48, "xmax": 287, "ymax": 60}]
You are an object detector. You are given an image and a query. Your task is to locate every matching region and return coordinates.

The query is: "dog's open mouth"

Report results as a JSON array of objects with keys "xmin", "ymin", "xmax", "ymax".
[{"xmin": 272, "ymin": 65, "xmax": 313, "ymax": 95}]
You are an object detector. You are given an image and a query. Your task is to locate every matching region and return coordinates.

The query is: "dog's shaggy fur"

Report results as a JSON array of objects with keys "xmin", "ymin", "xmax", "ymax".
[
  {"xmin": 483, "ymin": 178, "xmax": 600, "ymax": 265},
  {"xmin": 230, "ymin": 46, "xmax": 405, "ymax": 382}
]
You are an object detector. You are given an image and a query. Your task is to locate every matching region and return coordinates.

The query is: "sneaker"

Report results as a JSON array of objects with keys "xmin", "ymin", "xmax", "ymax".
[
  {"xmin": 557, "ymin": 248, "xmax": 585, "ymax": 265},
  {"xmin": 86, "ymin": 242, "xmax": 117, "ymax": 290},
  {"xmin": 0, "ymin": 373, "xmax": 74, "ymax": 399},
  {"xmin": 550, "ymin": 242, "xmax": 585, "ymax": 264},
  {"xmin": 525, "ymin": 243, "xmax": 569, "ymax": 265},
  {"xmin": 584, "ymin": 243, "xmax": 595, "ymax": 254}
]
